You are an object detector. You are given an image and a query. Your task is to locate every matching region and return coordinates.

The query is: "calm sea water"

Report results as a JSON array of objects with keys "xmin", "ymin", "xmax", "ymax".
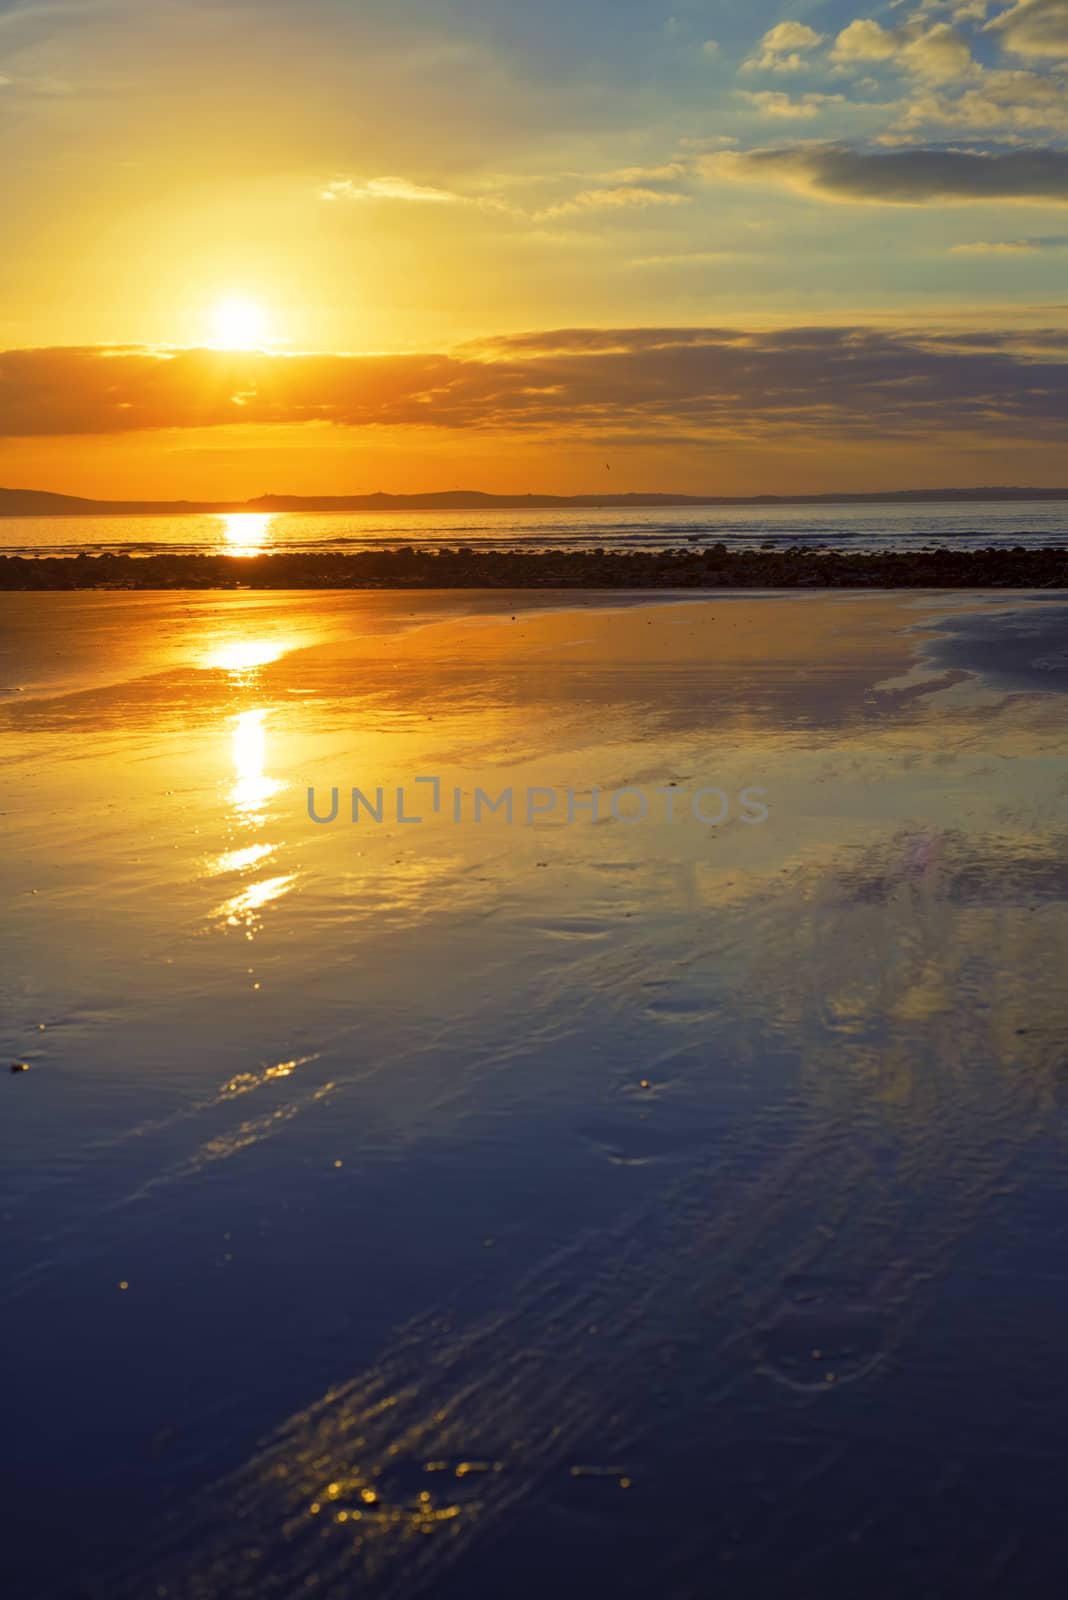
[
  {"xmin": 3, "ymin": 590, "xmax": 1068, "ymax": 1598},
  {"xmin": 3, "ymin": 498, "xmax": 1068, "ymax": 558}
]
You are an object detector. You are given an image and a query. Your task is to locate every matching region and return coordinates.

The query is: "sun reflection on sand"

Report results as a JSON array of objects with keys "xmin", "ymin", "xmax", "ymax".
[
  {"xmin": 207, "ymin": 639, "xmax": 289, "ymax": 673},
  {"xmin": 212, "ymin": 872, "xmax": 297, "ymax": 931},
  {"xmin": 210, "ymin": 841, "xmax": 276, "ymax": 875},
  {"xmin": 229, "ymin": 707, "xmax": 284, "ymax": 820},
  {"xmin": 208, "ymin": 708, "xmax": 293, "ymax": 931},
  {"xmin": 218, "ymin": 511, "xmax": 273, "ymax": 558}
]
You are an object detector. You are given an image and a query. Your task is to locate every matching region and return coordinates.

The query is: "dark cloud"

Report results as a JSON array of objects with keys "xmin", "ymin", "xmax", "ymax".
[
  {"xmin": 1, "ymin": 327, "xmax": 1066, "ymax": 442},
  {"xmin": 706, "ymin": 144, "xmax": 1068, "ymax": 204}
]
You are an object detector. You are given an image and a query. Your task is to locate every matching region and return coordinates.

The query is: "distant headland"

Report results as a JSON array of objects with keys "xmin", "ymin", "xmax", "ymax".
[{"xmin": 3, "ymin": 485, "xmax": 1068, "ymax": 517}]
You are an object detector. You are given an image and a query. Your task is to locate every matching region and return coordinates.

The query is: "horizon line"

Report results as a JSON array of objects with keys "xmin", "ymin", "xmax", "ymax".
[{"xmin": 3, "ymin": 483, "xmax": 1068, "ymax": 517}]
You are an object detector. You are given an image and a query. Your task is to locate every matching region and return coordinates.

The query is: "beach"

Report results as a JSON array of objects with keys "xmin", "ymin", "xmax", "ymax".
[{"xmin": 4, "ymin": 588, "xmax": 1068, "ymax": 1597}]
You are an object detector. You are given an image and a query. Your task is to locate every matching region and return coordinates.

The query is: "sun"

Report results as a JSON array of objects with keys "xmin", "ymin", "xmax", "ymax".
[{"xmin": 212, "ymin": 296, "xmax": 269, "ymax": 349}]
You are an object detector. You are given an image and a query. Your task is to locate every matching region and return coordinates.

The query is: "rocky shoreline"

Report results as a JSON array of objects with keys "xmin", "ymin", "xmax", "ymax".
[{"xmin": 2, "ymin": 544, "xmax": 1067, "ymax": 589}]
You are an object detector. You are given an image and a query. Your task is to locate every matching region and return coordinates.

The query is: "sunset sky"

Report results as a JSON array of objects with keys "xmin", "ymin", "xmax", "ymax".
[{"xmin": 3, "ymin": 0, "xmax": 1067, "ymax": 497}]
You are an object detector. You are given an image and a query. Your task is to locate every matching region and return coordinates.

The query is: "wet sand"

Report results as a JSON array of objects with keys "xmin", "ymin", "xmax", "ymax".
[{"xmin": 3, "ymin": 590, "xmax": 1068, "ymax": 1599}]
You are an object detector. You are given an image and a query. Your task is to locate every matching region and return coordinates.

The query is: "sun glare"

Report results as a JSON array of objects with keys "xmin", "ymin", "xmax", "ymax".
[
  {"xmin": 207, "ymin": 640, "xmax": 287, "ymax": 673},
  {"xmin": 212, "ymin": 296, "xmax": 269, "ymax": 349},
  {"xmin": 228, "ymin": 707, "xmax": 285, "ymax": 818},
  {"xmin": 219, "ymin": 511, "xmax": 273, "ymax": 557}
]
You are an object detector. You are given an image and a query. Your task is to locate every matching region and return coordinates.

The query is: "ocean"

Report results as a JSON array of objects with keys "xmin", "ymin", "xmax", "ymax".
[{"xmin": 2, "ymin": 497, "xmax": 1067, "ymax": 559}]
